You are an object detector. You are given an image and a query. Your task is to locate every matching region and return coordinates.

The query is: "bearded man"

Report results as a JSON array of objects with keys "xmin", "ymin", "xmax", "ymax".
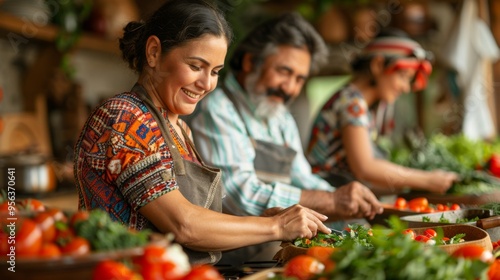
[{"xmin": 188, "ymin": 13, "xmax": 382, "ymax": 223}]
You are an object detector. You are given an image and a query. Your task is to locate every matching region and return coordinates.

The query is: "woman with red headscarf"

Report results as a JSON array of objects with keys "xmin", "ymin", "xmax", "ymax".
[{"xmin": 306, "ymin": 31, "xmax": 458, "ymax": 194}]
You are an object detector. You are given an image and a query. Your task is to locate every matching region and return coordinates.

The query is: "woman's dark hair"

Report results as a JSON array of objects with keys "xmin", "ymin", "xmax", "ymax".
[
  {"xmin": 229, "ymin": 12, "xmax": 328, "ymax": 75},
  {"xmin": 119, "ymin": 0, "xmax": 233, "ymax": 73}
]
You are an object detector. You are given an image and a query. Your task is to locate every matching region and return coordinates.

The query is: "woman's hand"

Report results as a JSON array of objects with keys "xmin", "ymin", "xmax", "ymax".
[
  {"xmin": 271, "ymin": 204, "xmax": 330, "ymax": 241},
  {"xmin": 425, "ymin": 170, "xmax": 458, "ymax": 193}
]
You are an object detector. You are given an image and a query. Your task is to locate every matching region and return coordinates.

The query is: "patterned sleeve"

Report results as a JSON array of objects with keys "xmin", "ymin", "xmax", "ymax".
[
  {"xmin": 103, "ymin": 101, "xmax": 179, "ymax": 210},
  {"xmin": 338, "ymin": 92, "xmax": 370, "ymax": 128}
]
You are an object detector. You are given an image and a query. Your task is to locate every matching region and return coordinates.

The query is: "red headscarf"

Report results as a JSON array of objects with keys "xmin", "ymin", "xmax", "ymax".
[{"xmin": 360, "ymin": 37, "xmax": 432, "ymax": 91}]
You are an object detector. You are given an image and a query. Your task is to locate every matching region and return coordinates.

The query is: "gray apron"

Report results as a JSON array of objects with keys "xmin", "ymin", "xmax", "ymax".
[
  {"xmin": 222, "ymin": 85, "xmax": 297, "ymax": 184},
  {"xmin": 133, "ymin": 84, "xmax": 223, "ymax": 264}
]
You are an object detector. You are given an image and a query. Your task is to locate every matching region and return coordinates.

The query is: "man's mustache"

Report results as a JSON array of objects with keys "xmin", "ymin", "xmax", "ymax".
[{"xmin": 266, "ymin": 88, "xmax": 292, "ymax": 104}]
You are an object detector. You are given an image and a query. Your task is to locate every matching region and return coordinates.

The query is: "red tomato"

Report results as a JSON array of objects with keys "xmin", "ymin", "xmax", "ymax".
[
  {"xmin": 19, "ymin": 198, "xmax": 45, "ymax": 212},
  {"xmin": 436, "ymin": 204, "xmax": 445, "ymax": 212},
  {"xmin": 408, "ymin": 197, "xmax": 429, "ymax": 210},
  {"xmin": 450, "ymin": 204, "xmax": 461, "ymax": 211},
  {"xmin": 283, "ymin": 255, "xmax": 324, "ymax": 280},
  {"xmin": 394, "ymin": 197, "xmax": 408, "ymax": 209},
  {"xmin": 69, "ymin": 210, "xmax": 89, "ymax": 228},
  {"xmin": 34, "ymin": 212, "xmax": 56, "ymax": 243},
  {"xmin": 493, "ymin": 241, "xmax": 500, "ymax": 250},
  {"xmin": 414, "ymin": 235, "xmax": 430, "ymax": 243},
  {"xmin": 306, "ymin": 246, "xmax": 336, "ymax": 272},
  {"xmin": 452, "ymin": 244, "xmax": 493, "ymax": 263},
  {"xmin": 488, "ymin": 259, "xmax": 500, "ymax": 280},
  {"xmin": 38, "ymin": 242, "xmax": 61, "ymax": 258},
  {"xmin": 424, "ymin": 228, "xmax": 437, "ymax": 238},
  {"xmin": 93, "ymin": 260, "xmax": 141, "ymax": 280},
  {"xmin": 55, "ymin": 221, "xmax": 75, "ymax": 246},
  {"xmin": 402, "ymin": 229, "xmax": 415, "ymax": 240},
  {"xmin": 60, "ymin": 237, "xmax": 90, "ymax": 256},
  {"xmin": 134, "ymin": 245, "xmax": 187, "ymax": 280},
  {"xmin": 422, "ymin": 206, "xmax": 435, "ymax": 213},
  {"xmin": 488, "ymin": 154, "xmax": 500, "ymax": 177},
  {"xmin": 0, "ymin": 201, "xmax": 17, "ymax": 213},
  {"xmin": 17, "ymin": 218, "xmax": 43, "ymax": 257},
  {"xmin": 182, "ymin": 265, "xmax": 223, "ymax": 280},
  {"xmin": 46, "ymin": 208, "xmax": 68, "ymax": 223}
]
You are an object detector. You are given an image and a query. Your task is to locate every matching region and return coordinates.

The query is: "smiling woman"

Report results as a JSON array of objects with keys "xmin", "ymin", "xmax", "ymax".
[{"xmin": 73, "ymin": 0, "xmax": 332, "ymax": 265}]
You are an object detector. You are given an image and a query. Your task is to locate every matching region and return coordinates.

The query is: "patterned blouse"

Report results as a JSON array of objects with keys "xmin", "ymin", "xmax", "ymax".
[
  {"xmin": 74, "ymin": 91, "xmax": 197, "ymax": 230},
  {"xmin": 306, "ymin": 84, "xmax": 377, "ymax": 180}
]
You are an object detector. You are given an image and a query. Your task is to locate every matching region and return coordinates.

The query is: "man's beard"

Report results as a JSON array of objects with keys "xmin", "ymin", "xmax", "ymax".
[{"xmin": 244, "ymin": 71, "xmax": 289, "ymax": 120}]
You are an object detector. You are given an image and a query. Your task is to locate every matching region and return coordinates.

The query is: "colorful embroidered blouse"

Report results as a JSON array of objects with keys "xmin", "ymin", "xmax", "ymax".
[
  {"xmin": 306, "ymin": 84, "xmax": 377, "ymax": 180},
  {"xmin": 74, "ymin": 91, "xmax": 196, "ymax": 230}
]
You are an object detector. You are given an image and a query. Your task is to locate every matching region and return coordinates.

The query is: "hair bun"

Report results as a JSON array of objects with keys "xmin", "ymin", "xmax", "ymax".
[{"xmin": 119, "ymin": 21, "xmax": 145, "ymax": 71}]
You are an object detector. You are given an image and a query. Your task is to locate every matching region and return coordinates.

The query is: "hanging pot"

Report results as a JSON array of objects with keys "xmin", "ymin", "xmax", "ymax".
[{"xmin": 0, "ymin": 153, "xmax": 57, "ymax": 193}]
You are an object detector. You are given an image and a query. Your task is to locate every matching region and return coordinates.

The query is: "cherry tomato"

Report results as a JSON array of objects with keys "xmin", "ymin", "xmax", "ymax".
[
  {"xmin": 436, "ymin": 204, "xmax": 445, "ymax": 212},
  {"xmin": 402, "ymin": 229, "xmax": 415, "ymax": 240},
  {"xmin": 414, "ymin": 235, "xmax": 430, "ymax": 243},
  {"xmin": 450, "ymin": 204, "xmax": 461, "ymax": 211},
  {"xmin": 46, "ymin": 208, "xmax": 68, "ymax": 223},
  {"xmin": 17, "ymin": 218, "xmax": 43, "ymax": 257},
  {"xmin": 306, "ymin": 246, "xmax": 336, "ymax": 272},
  {"xmin": 182, "ymin": 265, "xmax": 223, "ymax": 280},
  {"xmin": 283, "ymin": 255, "xmax": 324, "ymax": 280},
  {"xmin": 55, "ymin": 221, "xmax": 75, "ymax": 246},
  {"xmin": 488, "ymin": 259, "xmax": 500, "ymax": 280},
  {"xmin": 34, "ymin": 212, "xmax": 56, "ymax": 243},
  {"xmin": 60, "ymin": 236, "xmax": 90, "ymax": 256},
  {"xmin": 394, "ymin": 197, "xmax": 408, "ymax": 209},
  {"xmin": 0, "ymin": 201, "xmax": 17, "ymax": 213},
  {"xmin": 70, "ymin": 210, "xmax": 89, "ymax": 228},
  {"xmin": 488, "ymin": 154, "xmax": 500, "ymax": 177},
  {"xmin": 134, "ymin": 245, "xmax": 187, "ymax": 280},
  {"xmin": 452, "ymin": 244, "xmax": 493, "ymax": 263},
  {"xmin": 493, "ymin": 241, "xmax": 500, "ymax": 250},
  {"xmin": 38, "ymin": 242, "xmax": 61, "ymax": 258},
  {"xmin": 93, "ymin": 260, "xmax": 141, "ymax": 280},
  {"xmin": 422, "ymin": 206, "xmax": 435, "ymax": 213},
  {"xmin": 408, "ymin": 197, "xmax": 429, "ymax": 210},
  {"xmin": 424, "ymin": 228, "xmax": 437, "ymax": 239},
  {"xmin": 19, "ymin": 198, "xmax": 45, "ymax": 212}
]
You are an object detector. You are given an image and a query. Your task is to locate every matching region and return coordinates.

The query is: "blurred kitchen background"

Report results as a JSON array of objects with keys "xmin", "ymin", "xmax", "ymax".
[{"xmin": 0, "ymin": 0, "xmax": 499, "ymax": 209}]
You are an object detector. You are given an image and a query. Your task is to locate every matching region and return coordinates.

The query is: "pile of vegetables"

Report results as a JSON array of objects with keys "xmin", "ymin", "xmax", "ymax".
[
  {"xmin": 388, "ymin": 133, "xmax": 500, "ymax": 195},
  {"xmin": 0, "ymin": 200, "xmax": 151, "ymax": 258},
  {"xmin": 273, "ymin": 218, "xmax": 496, "ymax": 280}
]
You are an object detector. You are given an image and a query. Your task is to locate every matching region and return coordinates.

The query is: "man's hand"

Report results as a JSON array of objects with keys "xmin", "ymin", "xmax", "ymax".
[{"xmin": 330, "ymin": 181, "xmax": 383, "ymax": 220}]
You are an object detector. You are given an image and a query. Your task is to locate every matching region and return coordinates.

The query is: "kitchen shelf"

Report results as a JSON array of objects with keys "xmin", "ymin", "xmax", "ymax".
[{"xmin": 0, "ymin": 10, "xmax": 120, "ymax": 55}]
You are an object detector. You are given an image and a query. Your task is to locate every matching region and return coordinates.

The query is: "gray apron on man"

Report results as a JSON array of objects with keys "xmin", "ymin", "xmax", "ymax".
[
  {"xmin": 222, "ymin": 85, "xmax": 297, "ymax": 185},
  {"xmin": 134, "ymin": 84, "xmax": 223, "ymax": 264}
]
